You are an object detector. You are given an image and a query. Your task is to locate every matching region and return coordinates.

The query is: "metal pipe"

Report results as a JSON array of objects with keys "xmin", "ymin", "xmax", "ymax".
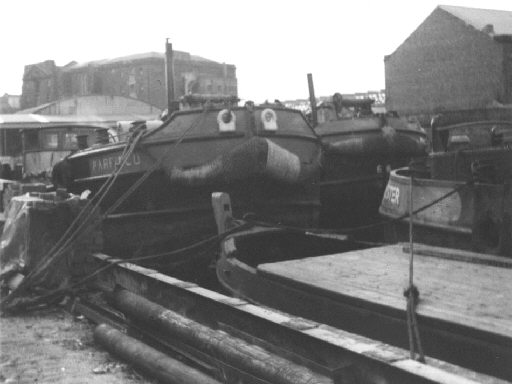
[
  {"xmin": 112, "ymin": 289, "xmax": 333, "ymax": 384},
  {"xmin": 307, "ymin": 73, "xmax": 318, "ymax": 128},
  {"xmin": 94, "ymin": 323, "xmax": 220, "ymax": 384}
]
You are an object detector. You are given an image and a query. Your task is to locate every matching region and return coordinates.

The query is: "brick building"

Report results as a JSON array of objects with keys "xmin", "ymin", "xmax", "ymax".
[
  {"xmin": 385, "ymin": 5, "xmax": 512, "ymax": 117},
  {"xmin": 21, "ymin": 51, "xmax": 237, "ymax": 111}
]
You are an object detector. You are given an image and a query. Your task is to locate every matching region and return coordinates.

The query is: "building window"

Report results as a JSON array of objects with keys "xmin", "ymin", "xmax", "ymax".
[
  {"xmin": 63, "ymin": 133, "xmax": 77, "ymax": 149},
  {"xmin": 42, "ymin": 132, "xmax": 59, "ymax": 149},
  {"xmin": 80, "ymin": 74, "xmax": 88, "ymax": 95},
  {"xmin": 23, "ymin": 130, "xmax": 39, "ymax": 150},
  {"xmin": 129, "ymin": 70, "xmax": 137, "ymax": 98},
  {"xmin": 93, "ymin": 74, "xmax": 103, "ymax": 94}
]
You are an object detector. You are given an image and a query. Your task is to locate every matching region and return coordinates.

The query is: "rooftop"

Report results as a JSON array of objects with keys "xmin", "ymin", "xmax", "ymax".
[
  {"xmin": 67, "ymin": 51, "xmax": 216, "ymax": 70},
  {"xmin": 439, "ymin": 4, "xmax": 512, "ymax": 36}
]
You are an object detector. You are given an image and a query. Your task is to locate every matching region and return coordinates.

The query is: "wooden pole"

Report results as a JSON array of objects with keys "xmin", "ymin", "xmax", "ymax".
[
  {"xmin": 113, "ymin": 289, "xmax": 333, "ymax": 384},
  {"xmin": 165, "ymin": 38, "xmax": 176, "ymax": 114},
  {"xmin": 307, "ymin": 73, "xmax": 318, "ymax": 128},
  {"xmin": 408, "ymin": 176, "xmax": 414, "ymax": 297},
  {"xmin": 94, "ymin": 324, "xmax": 220, "ymax": 384}
]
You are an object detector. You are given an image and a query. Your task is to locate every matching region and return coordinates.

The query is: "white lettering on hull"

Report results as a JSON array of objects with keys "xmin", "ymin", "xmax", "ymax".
[{"xmin": 91, "ymin": 153, "xmax": 142, "ymax": 174}]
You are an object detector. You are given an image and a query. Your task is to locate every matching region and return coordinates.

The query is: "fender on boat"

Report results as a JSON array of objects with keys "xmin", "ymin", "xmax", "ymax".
[
  {"xmin": 168, "ymin": 137, "xmax": 320, "ymax": 186},
  {"xmin": 326, "ymin": 130, "xmax": 427, "ymax": 157}
]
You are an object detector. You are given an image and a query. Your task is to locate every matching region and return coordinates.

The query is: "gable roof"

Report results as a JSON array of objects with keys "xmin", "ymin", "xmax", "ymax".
[{"xmin": 439, "ymin": 5, "xmax": 512, "ymax": 36}]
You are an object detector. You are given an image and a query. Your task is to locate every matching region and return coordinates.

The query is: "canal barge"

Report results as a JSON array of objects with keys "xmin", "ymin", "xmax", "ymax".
[
  {"xmin": 52, "ymin": 101, "xmax": 322, "ymax": 260},
  {"xmin": 379, "ymin": 120, "xmax": 512, "ymax": 255},
  {"xmin": 314, "ymin": 95, "xmax": 428, "ymax": 228},
  {"xmin": 216, "ymin": 225, "xmax": 512, "ymax": 381}
]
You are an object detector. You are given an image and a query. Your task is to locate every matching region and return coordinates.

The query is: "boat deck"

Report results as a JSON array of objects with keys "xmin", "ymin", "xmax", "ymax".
[{"xmin": 258, "ymin": 243, "xmax": 512, "ymax": 342}]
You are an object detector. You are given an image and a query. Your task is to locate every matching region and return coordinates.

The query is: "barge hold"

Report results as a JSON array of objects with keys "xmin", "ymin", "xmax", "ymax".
[
  {"xmin": 216, "ymin": 221, "xmax": 512, "ymax": 381},
  {"xmin": 82, "ymin": 251, "xmax": 507, "ymax": 384}
]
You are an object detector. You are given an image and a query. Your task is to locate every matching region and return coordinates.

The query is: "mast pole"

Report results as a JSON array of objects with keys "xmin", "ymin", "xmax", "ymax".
[
  {"xmin": 165, "ymin": 38, "xmax": 176, "ymax": 114},
  {"xmin": 307, "ymin": 73, "xmax": 318, "ymax": 127}
]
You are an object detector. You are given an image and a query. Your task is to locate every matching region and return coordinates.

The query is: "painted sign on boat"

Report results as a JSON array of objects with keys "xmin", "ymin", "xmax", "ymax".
[
  {"xmin": 90, "ymin": 152, "xmax": 145, "ymax": 176},
  {"xmin": 383, "ymin": 184, "xmax": 400, "ymax": 206}
]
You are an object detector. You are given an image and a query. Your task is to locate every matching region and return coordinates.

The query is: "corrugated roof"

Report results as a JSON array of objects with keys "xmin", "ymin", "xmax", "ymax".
[
  {"xmin": 439, "ymin": 5, "xmax": 512, "ymax": 36},
  {"xmin": 0, "ymin": 114, "xmax": 112, "ymax": 128}
]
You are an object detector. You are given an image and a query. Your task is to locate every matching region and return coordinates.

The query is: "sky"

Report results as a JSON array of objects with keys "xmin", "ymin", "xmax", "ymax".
[{"xmin": 1, "ymin": 0, "xmax": 512, "ymax": 103}]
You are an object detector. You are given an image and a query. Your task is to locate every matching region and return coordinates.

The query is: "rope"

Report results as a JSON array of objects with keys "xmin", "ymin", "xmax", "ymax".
[
  {"xmin": 0, "ymin": 130, "xmax": 145, "ymax": 310},
  {"xmin": 2, "ymin": 221, "xmax": 251, "ymax": 313},
  {"xmin": 2, "ymin": 110, "xmax": 208, "ymax": 311},
  {"xmin": 405, "ymin": 175, "xmax": 425, "ymax": 362},
  {"xmin": 241, "ymin": 181, "xmax": 469, "ymax": 236},
  {"xmin": 103, "ymin": 109, "xmax": 209, "ymax": 216}
]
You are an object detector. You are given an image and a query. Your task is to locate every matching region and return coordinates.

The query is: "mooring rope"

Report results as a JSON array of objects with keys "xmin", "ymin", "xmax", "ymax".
[
  {"xmin": 103, "ymin": 108, "xmax": 209, "ymax": 216},
  {"xmin": 1, "ymin": 110, "xmax": 213, "ymax": 312},
  {"xmin": 405, "ymin": 175, "xmax": 425, "ymax": 362},
  {"xmin": 0, "ymin": 129, "xmax": 146, "ymax": 310},
  {"xmin": 241, "ymin": 181, "xmax": 469, "ymax": 236},
  {"xmin": 2, "ymin": 221, "xmax": 252, "ymax": 313}
]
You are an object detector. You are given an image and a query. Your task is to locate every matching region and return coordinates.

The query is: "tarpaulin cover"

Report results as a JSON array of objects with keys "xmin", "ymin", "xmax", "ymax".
[{"xmin": 0, "ymin": 192, "xmax": 84, "ymax": 283}]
